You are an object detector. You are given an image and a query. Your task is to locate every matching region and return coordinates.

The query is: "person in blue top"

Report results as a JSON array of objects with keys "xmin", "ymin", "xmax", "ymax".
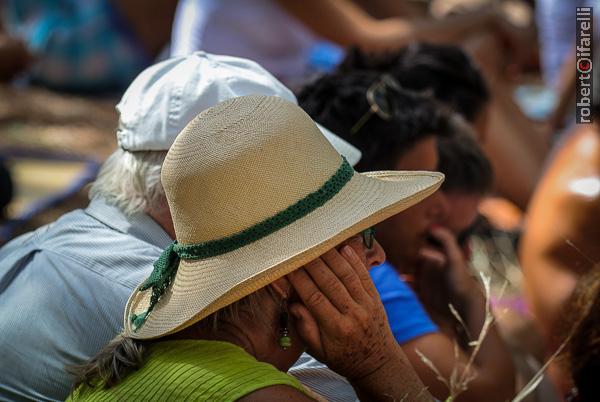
[
  {"xmin": 299, "ymin": 68, "xmax": 515, "ymax": 402},
  {"xmin": 0, "ymin": 0, "xmax": 177, "ymax": 93}
]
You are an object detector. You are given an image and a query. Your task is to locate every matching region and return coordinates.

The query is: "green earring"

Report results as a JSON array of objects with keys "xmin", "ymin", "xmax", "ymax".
[{"xmin": 278, "ymin": 298, "xmax": 292, "ymax": 350}]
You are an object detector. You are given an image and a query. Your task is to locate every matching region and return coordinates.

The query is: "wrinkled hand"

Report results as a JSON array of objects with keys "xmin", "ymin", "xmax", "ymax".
[{"xmin": 287, "ymin": 246, "xmax": 396, "ymax": 381}]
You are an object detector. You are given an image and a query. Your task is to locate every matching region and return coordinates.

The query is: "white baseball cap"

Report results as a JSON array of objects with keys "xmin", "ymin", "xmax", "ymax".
[{"xmin": 116, "ymin": 51, "xmax": 361, "ymax": 166}]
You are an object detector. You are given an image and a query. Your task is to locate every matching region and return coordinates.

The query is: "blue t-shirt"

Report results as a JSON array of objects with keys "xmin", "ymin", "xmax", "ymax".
[{"xmin": 370, "ymin": 261, "xmax": 438, "ymax": 343}]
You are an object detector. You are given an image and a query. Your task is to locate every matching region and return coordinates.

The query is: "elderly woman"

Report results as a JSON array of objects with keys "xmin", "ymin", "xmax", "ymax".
[{"xmin": 68, "ymin": 95, "xmax": 443, "ymax": 401}]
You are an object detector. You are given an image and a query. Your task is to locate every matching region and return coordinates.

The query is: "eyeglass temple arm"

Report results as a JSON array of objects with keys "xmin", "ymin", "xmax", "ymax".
[{"xmin": 350, "ymin": 108, "xmax": 375, "ymax": 136}]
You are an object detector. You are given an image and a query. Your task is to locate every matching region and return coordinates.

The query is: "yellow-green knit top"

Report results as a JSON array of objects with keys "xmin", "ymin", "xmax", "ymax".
[{"xmin": 67, "ymin": 339, "xmax": 309, "ymax": 401}]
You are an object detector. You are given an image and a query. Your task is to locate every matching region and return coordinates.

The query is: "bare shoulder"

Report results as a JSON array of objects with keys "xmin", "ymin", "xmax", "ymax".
[{"xmin": 236, "ymin": 384, "xmax": 318, "ymax": 402}]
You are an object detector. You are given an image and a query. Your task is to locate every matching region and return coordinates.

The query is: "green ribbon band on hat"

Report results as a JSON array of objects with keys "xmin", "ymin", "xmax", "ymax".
[{"xmin": 131, "ymin": 157, "xmax": 354, "ymax": 331}]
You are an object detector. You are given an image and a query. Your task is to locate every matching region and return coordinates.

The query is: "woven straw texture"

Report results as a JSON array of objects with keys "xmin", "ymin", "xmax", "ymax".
[{"xmin": 124, "ymin": 95, "xmax": 444, "ymax": 339}]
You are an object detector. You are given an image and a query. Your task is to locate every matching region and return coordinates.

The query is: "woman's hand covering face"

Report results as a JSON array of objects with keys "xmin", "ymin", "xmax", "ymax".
[{"xmin": 287, "ymin": 245, "xmax": 396, "ymax": 381}]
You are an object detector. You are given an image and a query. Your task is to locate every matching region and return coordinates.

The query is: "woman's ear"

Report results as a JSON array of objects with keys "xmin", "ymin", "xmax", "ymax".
[{"xmin": 270, "ymin": 277, "xmax": 292, "ymax": 300}]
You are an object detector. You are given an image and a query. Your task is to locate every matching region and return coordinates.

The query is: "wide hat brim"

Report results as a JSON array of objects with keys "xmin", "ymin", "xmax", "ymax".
[{"xmin": 124, "ymin": 169, "xmax": 443, "ymax": 339}]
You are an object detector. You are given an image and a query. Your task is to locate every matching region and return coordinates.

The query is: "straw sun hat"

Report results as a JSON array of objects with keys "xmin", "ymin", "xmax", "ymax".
[{"xmin": 124, "ymin": 95, "xmax": 444, "ymax": 339}]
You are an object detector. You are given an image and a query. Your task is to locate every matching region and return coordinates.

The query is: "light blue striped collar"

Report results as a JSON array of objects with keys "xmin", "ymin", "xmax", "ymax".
[{"xmin": 85, "ymin": 198, "xmax": 173, "ymax": 249}]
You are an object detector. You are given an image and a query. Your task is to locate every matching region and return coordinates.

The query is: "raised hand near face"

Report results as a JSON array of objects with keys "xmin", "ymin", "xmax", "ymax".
[{"xmin": 288, "ymin": 243, "xmax": 432, "ymax": 402}]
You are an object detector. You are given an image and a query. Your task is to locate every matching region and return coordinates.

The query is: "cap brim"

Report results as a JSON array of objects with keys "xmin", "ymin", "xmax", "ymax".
[
  {"xmin": 317, "ymin": 123, "xmax": 361, "ymax": 167},
  {"xmin": 125, "ymin": 170, "xmax": 443, "ymax": 339}
]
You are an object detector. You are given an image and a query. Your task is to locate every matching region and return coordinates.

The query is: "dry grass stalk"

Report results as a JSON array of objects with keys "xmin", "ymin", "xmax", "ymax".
[
  {"xmin": 414, "ymin": 348, "xmax": 451, "ymax": 390},
  {"xmin": 449, "ymin": 303, "xmax": 472, "ymax": 340},
  {"xmin": 452, "ymin": 273, "xmax": 494, "ymax": 398},
  {"xmin": 416, "ymin": 272, "xmax": 496, "ymax": 402},
  {"xmin": 507, "ymin": 237, "xmax": 591, "ymax": 401},
  {"xmin": 416, "ymin": 235, "xmax": 583, "ymax": 402},
  {"xmin": 510, "ymin": 331, "xmax": 574, "ymax": 402}
]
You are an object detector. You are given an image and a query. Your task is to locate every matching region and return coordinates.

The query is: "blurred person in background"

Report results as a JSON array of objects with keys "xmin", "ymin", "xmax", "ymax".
[
  {"xmin": 0, "ymin": 52, "xmax": 360, "ymax": 401},
  {"xmin": 0, "ymin": 0, "xmax": 178, "ymax": 93},
  {"xmin": 297, "ymin": 70, "xmax": 515, "ymax": 402},
  {"xmin": 537, "ymin": 0, "xmax": 600, "ymax": 133},
  {"xmin": 339, "ymin": 43, "xmax": 544, "ymax": 210},
  {"xmin": 536, "ymin": 0, "xmax": 598, "ymax": 88},
  {"xmin": 521, "ymin": 99, "xmax": 600, "ymax": 397},
  {"xmin": 338, "ymin": 44, "xmax": 490, "ymax": 134},
  {"xmin": 559, "ymin": 268, "xmax": 600, "ymax": 402},
  {"xmin": 413, "ymin": 131, "xmax": 494, "ymax": 346},
  {"xmin": 170, "ymin": 0, "xmax": 529, "ymax": 89}
]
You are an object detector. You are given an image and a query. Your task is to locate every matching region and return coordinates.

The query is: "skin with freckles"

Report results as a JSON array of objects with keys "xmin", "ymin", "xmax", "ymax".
[
  {"xmin": 183, "ymin": 233, "xmax": 432, "ymax": 402},
  {"xmin": 287, "ymin": 240, "xmax": 432, "ymax": 402}
]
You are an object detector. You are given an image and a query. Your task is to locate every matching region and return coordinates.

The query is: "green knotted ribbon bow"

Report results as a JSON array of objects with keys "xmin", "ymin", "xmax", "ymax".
[
  {"xmin": 129, "ymin": 156, "xmax": 354, "ymax": 331},
  {"xmin": 130, "ymin": 241, "xmax": 181, "ymax": 330}
]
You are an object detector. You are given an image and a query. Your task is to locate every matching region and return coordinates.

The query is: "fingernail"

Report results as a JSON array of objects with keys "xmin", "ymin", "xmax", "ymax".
[{"xmin": 341, "ymin": 245, "xmax": 354, "ymax": 257}]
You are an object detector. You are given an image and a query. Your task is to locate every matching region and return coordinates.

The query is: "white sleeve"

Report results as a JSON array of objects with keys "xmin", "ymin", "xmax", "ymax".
[
  {"xmin": 170, "ymin": 0, "xmax": 218, "ymax": 56},
  {"xmin": 289, "ymin": 352, "xmax": 360, "ymax": 402}
]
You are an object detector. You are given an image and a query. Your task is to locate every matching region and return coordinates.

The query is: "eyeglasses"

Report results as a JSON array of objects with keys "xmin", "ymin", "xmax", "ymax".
[
  {"xmin": 350, "ymin": 74, "xmax": 402, "ymax": 136},
  {"xmin": 361, "ymin": 227, "xmax": 376, "ymax": 250}
]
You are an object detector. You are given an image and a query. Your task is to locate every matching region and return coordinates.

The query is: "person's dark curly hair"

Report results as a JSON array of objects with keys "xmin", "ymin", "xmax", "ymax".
[
  {"xmin": 560, "ymin": 268, "xmax": 600, "ymax": 402},
  {"xmin": 338, "ymin": 44, "xmax": 490, "ymax": 123},
  {"xmin": 298, "ymin": 70, "xmax": 458, "ymax": 172}
]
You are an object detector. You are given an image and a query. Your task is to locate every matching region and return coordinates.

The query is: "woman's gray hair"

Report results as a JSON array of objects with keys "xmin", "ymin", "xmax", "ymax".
[
  {"xmin": 89, "ymin": 149, "xmax": 168, "ymax": 216},
  {"xmin": 70, "ymin": 287, "xmax": 276, "ymax": 392}
]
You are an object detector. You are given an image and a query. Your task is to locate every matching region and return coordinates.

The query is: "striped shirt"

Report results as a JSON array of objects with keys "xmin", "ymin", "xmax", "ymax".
[
  {"xmin": 0, "ymin": 198, "xmax": 172, "ymax": 401},
  {"xmin": 536, "ymin": 0, "xmax": 599, "ymax": 87},
  {"xmin": 290, "ymin": 353, "xmax": 359, "ymax": 402}
]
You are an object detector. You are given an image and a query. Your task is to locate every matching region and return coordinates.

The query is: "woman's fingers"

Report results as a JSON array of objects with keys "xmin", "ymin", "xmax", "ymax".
[
  {"xmin": 304, "ymin": 255, "xmax": 356, "ymax": 313},
  {"xmin": 417, "ymin": 246, "xmax": 447, "ymax": 268},
  {"xmin": 288, "ymin": 266, "xmax": 341, "ymax": 325},
  {"xmin": 289, "ymin": 303, "xmax": 324, "ymax": 360},
  {"xmin": 340, "ymin": 245, "xmax": 379, "ymax": 300},
  {"xmin": 428, "ymin": 227, "xmax": 463, "ymax": 267},
  {"xmin": 320, "ymin": 248, "xmax": 369, "ymax": 305}
]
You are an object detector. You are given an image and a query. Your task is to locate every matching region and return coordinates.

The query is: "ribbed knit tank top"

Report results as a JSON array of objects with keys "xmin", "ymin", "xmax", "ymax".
[{"xmin": 67, "ymin": 339, "xmax": 309, "ymax": 401}]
